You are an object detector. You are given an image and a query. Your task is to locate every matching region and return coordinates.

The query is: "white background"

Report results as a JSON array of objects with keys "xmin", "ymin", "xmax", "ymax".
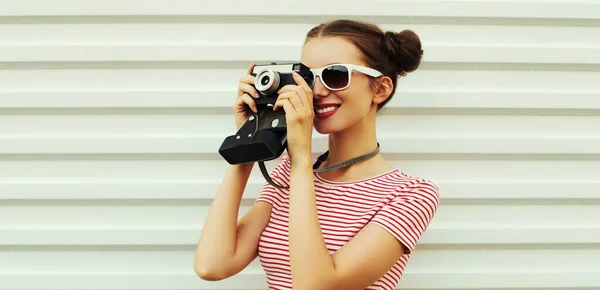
[{"xmin": 1, "ymin": 0, "xmax": 599, "ymax": 289}]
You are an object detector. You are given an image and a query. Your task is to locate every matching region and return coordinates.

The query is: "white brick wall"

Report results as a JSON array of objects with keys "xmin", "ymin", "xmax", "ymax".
[{"xmin": 1, "ymin": 1, "xmax": 599, "ymax": 289}]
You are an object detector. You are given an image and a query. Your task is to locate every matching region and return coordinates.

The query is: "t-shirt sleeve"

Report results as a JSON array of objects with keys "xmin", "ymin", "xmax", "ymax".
[
  {"xmin": 369, "ymin": 179, "xmax": 440, "ymax": 255},
  {"xmin": 255, "ymin": 155, "xmax": 291, "ymax": 206}
]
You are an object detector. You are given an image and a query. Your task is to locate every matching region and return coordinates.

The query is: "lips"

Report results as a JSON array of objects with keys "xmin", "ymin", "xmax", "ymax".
[{"xmin": 314, "ymin": 103, "xmax": 341, "ymax": 120}]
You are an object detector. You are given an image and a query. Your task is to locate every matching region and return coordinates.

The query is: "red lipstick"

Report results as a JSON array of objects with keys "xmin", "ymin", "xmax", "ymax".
[{"xmin": 314, "ymin": 103, "xmax": 341, "ymax": 120}]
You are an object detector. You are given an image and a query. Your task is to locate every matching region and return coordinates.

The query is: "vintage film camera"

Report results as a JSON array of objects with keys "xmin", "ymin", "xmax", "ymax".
[{"xmin": 218, "ymin": 62, "xmax": 315, "ymax": 167}]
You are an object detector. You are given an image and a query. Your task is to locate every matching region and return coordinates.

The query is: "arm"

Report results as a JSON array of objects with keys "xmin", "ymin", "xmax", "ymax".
[
  {"xmin": 277, "ymin": 71, "xmax": 439, "ymax": 289},
  {"xmin": 194, "ymin": 163, "xmax": 272, "ymax": 281},
  {"xmin": 288, "ymin": 160, "xmax": 439, "ymax": 290}
]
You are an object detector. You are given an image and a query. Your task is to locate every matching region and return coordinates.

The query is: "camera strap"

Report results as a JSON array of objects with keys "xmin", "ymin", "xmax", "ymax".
[{"xmin": 258, "ymin": 142, "xmax": 381, "ymax": 189}]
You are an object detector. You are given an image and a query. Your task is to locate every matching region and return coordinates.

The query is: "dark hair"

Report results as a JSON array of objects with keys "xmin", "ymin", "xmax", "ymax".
[{"xmin": 305, "ymin": 19, "xmax": 423, "ymax": 110}]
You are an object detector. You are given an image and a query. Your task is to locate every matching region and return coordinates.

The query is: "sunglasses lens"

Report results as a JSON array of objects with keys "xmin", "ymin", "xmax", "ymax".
[{"xmin": 321, "ymin": 65, "xmax": 349, "ymax": 89}]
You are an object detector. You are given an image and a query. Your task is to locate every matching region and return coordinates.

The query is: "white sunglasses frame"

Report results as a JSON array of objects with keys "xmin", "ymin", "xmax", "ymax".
[{"xmin": 309, "ymin": 63, "xmax": 383, "ymax": 91}]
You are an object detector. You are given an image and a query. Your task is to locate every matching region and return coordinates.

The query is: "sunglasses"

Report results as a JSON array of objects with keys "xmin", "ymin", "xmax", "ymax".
[{"xmin": 309, "ymin": 63, "xmax": 383, "ymax": 91}]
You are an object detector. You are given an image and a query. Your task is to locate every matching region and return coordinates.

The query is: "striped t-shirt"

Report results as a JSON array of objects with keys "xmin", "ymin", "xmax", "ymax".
[{"xmin": 255, "ymin": 155, "xmax": 440, "ymax": 290}]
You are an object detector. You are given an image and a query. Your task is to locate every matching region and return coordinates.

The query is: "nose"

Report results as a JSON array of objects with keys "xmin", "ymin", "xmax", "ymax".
[{"xmin": 311, "ymin": 76, "xmax": 330, "ymax": 98}]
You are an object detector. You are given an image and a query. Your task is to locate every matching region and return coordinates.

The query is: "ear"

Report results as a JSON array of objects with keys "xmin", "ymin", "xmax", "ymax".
[{"xmin": 372, "ymin": 76, "xmax": 394, "ymax": 105}]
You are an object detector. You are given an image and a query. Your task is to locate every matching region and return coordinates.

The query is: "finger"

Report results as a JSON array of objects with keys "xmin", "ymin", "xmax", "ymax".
[
  {"xmin": 237, "ymin": 77, "xmax": 257, "ymax": 100},
  {"xmin": 273, "ymin": 96, "xmax": 296, "ymax": 113},
  {"xmin": 235, "ymin": 93, "xmax": 258, "ymax": 113},
  {"xmin": 281, "ymin": 91, "xmax": 303, "ymax": 111},
  {"xmin": 281, "ymin": 101, "xmax": 295, "ymax": 119},
  {"xmin": 277, "ymin": 85, "xmax": 306, "ymax": 107},
  {"xmin": 246, "ymin": 62, "xmax": 256, "ymax": 75},
  {"xmin": 239, "ymin": 74, "xmax": 256, "ymax": 85},
  {"xmin": 238, "ymin": 83, "xmax": 260, "ymax": 98},
  {"xmin": 292, "ymin": 71, "xmax": 313, "ymax": 95},
  {"xmin": 293, "ymin": 86, "xmax": 307, "ymax": 108},
  {"xmin": 274, "ymin": 99, "xmax": 296, "ymax": 121},
  {"xmin": 273, "ymin": 94, "xmax": 289, "ymax": 112},
  {"xmin": 292, "ymin": 72, "xmax": 313, "ymax": 108},
  {"xmin": 277, "ymin": 84, "xmax": 298, "ymax": 94}
]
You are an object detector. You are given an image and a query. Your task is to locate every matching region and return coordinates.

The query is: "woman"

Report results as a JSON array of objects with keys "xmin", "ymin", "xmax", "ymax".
[{"xmin": 194, "ymin": 19, "xmax": 440, "ymax": 290}]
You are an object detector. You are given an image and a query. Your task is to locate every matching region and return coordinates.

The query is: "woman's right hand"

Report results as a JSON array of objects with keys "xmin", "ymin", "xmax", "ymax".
[{"xmin": 233, "ymin": 63, "xmax": 261, "ymax": 130}]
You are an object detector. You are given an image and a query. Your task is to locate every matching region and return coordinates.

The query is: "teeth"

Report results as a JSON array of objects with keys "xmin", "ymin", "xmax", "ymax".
[{"xmin": 315, "ymin": 106, "xmax": 338, "ymax": 114}]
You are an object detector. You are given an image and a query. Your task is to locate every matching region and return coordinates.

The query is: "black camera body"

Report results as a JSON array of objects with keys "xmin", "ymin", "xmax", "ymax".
[{"xmin": 218, "ymin": 62, "xmax": 315, "ymax": 165}]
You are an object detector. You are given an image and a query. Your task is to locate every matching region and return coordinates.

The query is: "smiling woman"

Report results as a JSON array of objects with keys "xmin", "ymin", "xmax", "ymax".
[
  {"xmin": 1, "ymin": 1, "xmax": 599, "ymax": 290},
  {"xmin": 194, "ymin": 19, "xmax": 439, "ymax": 290}
]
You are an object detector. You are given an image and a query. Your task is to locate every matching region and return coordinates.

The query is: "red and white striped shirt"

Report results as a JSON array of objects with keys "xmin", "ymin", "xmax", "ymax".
[{"xmin": 255, "ymin": 155, "xmax": 440, "ymax": 290}]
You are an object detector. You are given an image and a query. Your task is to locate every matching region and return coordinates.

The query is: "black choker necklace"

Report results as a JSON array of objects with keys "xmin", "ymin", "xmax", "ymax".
[{"xmin": 258, "ymin": 143, "xmax": 381, "ymax": 189}]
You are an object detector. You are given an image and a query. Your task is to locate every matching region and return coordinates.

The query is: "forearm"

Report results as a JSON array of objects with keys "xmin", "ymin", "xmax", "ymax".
[
  {"xmin": 195, "ymin": 163, "xmax": 254, "ymax": 267},
  {"xmin": 288, "ymin": 158, "xmax": 337, "ymax": 290}
]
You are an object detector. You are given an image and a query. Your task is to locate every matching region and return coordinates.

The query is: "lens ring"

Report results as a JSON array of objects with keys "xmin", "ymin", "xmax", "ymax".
[{"xmin": 255, "ymin": 69, "xmax": 280, "ymax": 95}]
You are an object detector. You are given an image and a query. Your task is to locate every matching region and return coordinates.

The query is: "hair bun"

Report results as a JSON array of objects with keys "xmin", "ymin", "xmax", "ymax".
[{"xmin": 383, "ymin": 30, "xmax": 423, "ymax": 76}]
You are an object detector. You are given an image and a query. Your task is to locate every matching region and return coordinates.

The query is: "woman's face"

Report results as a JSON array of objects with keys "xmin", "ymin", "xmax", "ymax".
[{"xmin": 300, "ymin": 37, "xmax": 378, "ymax": 135}]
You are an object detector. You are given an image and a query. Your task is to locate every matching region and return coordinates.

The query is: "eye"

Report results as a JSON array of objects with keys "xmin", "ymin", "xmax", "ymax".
[{"xmin": 321, "ymin": 65, "xmax": 350, "ymax": 89}]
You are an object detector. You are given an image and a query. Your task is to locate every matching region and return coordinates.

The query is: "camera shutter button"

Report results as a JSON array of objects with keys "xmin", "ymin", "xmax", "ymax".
[{"xmin": 271, "ymin": 119, "xmax": 279, "ymax": 127}]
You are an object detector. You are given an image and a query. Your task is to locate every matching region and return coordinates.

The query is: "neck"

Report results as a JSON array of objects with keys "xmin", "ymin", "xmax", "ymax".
[{"xmin": 324, "ymin": 113, "xmax": 379, "ymax": 166}]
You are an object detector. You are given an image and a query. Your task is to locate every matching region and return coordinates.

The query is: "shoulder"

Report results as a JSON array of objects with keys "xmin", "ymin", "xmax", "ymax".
[
  {"xmin": 393, "ymin": 170, "xmax": 438, "ymax": 194},
  {"xmin": 386, "ymin": 170, "xmax": 440, "ymax": 209},
  {"xmin": 368, "ymin": 171, "xmax": 440, "ymax": 254},
  {"xmin": 404, "ymin": 175, "xmax": 440, "ymax": 199},
  {"xmin": 371, "ymin": 168, "xmax": 439, "ymax": 195}
]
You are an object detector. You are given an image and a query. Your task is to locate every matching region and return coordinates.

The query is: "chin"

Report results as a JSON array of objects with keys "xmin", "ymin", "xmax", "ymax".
[
  {"xmin": 314, "ymin": 124, "xmax": 337, "ymax": 135},
  {"xmin": 314, "ymin": 116, "xmax": 347, "ymax": 135}
]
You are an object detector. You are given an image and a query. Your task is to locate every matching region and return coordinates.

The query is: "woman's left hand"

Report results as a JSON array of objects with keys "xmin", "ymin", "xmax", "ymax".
[{"xmin": 273, "ymin": 71, "xmax": 314, "ymax": 165}]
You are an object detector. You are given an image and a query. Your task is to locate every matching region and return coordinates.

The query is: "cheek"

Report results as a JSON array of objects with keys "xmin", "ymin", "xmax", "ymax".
[{"xmin": 341, "ymin": 85, "xmax": 373, "ymax": 108}]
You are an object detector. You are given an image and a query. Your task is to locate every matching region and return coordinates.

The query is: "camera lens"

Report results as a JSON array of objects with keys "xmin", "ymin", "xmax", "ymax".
[
  {"xmin": 261, "ymin": 76, "xmax": 270, "ymax": 86},
  {"xmin": 255, "ymin": 69, "xmax": 280, "ymax": 95}
]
